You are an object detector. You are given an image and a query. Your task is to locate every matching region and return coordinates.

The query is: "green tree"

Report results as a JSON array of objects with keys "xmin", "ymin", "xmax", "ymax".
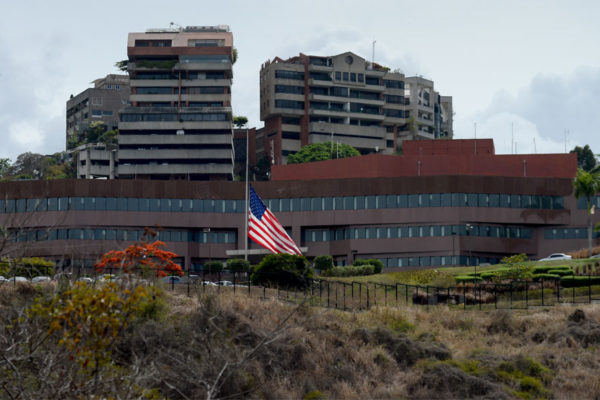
[
  {"xmin": 286, "ymin": 142, "xmax": 360, "ymax": 164},
  {"xmin": 204, "ymin": 261, "xmax": 224, "ymax": 273},
  {"xmin": 115, "ymin": 59, "xmax": 128, "ymax": 72},
  {"xmin": 250, "ymin": 254, "xmax": 313, "ymax": 288},
  {"xmin": 0, "ymin": 158, "xmax": 10, "ymax": 179},
  {"xmin": 233, "ymin": 115, "xmax": 248, "ymax": 129},
  {"xmin": 354, "ymin": 258, "xmax": 384, "ymax": 274},
  {"xmin": 313, "ymin": 255, "xmax": 334, "ymax": 271},
  {"xmin": 572, "ymin": 145, "xmax": 597, "ymax": 172},
  {"xmin": 254, "ymin": 156, "xmax": 271, "ymax": 181},
  {"xmin": 226, "ymin": 258, "xmax": 250, "ymax": 272},
  {"xmin": 495, "ymin": 253, "xmax": 532, "ymax": 281},
  {"xmin": 573, "ymin": 168, "xmax": 600, "ymax": 257}
]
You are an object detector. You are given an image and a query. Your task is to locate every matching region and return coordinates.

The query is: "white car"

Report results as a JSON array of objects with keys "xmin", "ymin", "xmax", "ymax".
[
  {"xmin": 76, "ymin": 277, "xmax": 94, "ymax": 284},
  {"xmin": 7, "ymin": 276, "xmax": 29, "ymax": 283},
  {"xmin": 538, "ymin": 253, "xmax": 572, "ymax": 261},
  {"xmin": 0, "ymin": 276, "xmax": 7, "ymax": 283},
  {"xmin": 32, "ymin": 276, "xmax": 51, "ymax": 284}
]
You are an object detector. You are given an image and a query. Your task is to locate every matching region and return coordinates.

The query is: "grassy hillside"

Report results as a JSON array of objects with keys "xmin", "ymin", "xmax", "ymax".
[{"xmin": 1, "ymin": 282, "xmax": 599, "ymax": 399}]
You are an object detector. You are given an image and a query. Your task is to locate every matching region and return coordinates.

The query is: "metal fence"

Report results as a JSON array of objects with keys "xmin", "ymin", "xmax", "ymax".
[{"xmin": 9, "ymin": 268, "xmax": 600, "ymax": 311}]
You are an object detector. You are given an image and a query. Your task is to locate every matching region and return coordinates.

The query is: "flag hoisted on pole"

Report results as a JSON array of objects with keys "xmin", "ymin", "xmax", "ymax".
[{"xmin": 248, "ymin": 186, "xmax": 302, "ymax": 255}]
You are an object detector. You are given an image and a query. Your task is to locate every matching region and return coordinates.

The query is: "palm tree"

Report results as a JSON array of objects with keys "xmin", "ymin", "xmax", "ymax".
[{"xmin": 573, "ymin": 168, "xmax": 600, "ymax": 257}]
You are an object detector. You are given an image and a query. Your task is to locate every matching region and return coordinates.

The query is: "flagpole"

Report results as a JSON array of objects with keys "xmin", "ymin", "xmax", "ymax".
[{"xmin": 244, "ymin": 126, "xmax": 249, "ymax": 261}]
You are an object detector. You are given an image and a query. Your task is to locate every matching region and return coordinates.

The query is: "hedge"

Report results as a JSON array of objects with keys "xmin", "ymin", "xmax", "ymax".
[
  {"xmin": 533, "ymin": 265, "xmax": 572, "ymax": 274},
  {"xmin": 354, "ymin": 259, "xmax": 383, "ymax": 274},
  {"xmin": 560, "ymin": 275, "xmax": 600, "ymax": 288},
  {"xmin": 531, "ymin": 273, "xmax": 561, "ymax": 281},
  {"xmin": 321, "ymin": 265, "xmax": 375, "ymax": 277},
  {"xmin": 547, "ymin": 269, "xmax": 574, "ymax": 277}
]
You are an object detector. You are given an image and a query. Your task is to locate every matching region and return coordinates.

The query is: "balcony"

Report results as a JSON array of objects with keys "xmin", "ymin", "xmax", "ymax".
[
  {"xmin": 309, "ymin": 122, "xmax": 386, "ymax": 139},
  {"xmin": 118, "ymin": 134, "xmax": 232, "ymax": 146},
  {"xmin": 118, "ymin": 163, "xmax": 233, "ymax": 175},
  {"xmin": 118, "ymin": 149, "xmax": 232, "ymax": 160},
  {"xmin": 119, "ymin": 121, "xmax": 231, "ymax": 130}
]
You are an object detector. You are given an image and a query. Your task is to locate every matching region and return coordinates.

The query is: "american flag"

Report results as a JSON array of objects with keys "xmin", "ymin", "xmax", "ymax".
[{"xmin": 248, "ymin": 186, "xmax": 302, "ymax": 255}]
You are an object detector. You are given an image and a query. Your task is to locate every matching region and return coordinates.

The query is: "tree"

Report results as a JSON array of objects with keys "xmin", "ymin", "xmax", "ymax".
[
  {"xmin": 95, "ymin": 240, "xmax": 183, "ymax": 277},
  {"xmin": 573, "ymin": 168, "xmax": 600, "ymax": 257},
  {"xmin": 354, "ymin": 258, "xmax": 384, "ymax": 274},
  {"xmin": 7, "ymin": 152, "xmax": 49, "ymax": 179},
  {"xmin": 115, "ymin": 59, "xmax": 128, "ymax": 72},
  {"xmin": 254, "ymin": 156, "xmax": 271, "ymax": 181},
  {"xmin": 233, "ymin": 115, "xmax": 248, "ymax": 129},
  {"xmin": 313, "ymin": 255, "xmax": 334, "ymax": 271},
  {"xmin": 286, "ymin": 142, "xmax": 360, "ymax": 164},
  {"xmin": 226, "ymin": 258, "xmax": 250, "ymax": 272},
  {"xmin": 572, "ymin": 145, "xmax": 597, "ymax": 172},
  {"xmin": 204, "ymin": 261, "xmax": 224, "ymax": 273},
  {"xmin": 250, "ymin": 254, "xmax": 313, "ymax": 288},
  {"xmin": 0, "ymin": 158, "xmax": 10, "ymax": 180}
]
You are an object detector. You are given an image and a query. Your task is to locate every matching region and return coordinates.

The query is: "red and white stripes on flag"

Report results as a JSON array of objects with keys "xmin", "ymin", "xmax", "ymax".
[{"xmin": 248, "ymin": 186, "xmax": 302, "ymax": 255}]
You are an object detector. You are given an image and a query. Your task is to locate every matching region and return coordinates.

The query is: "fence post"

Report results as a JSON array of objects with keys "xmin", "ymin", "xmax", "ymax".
[
  {"xmin": 319, "ymin": 280, "xmax": 322, "ymax": 302},
  {"xmin": 510, "ymin": 282, "xmax": 513, "ymax": 309},
  {"xmin": 541, "ymin": 279, "xmax": 544, "ymax": 306},
  {"xmin": 187, "ymin": 270, "xmax": 190, "ymax": 297},
  {"xmin": 367, "ymin": 284, "xmax": 370, "ymax": 309},
  {"xmin": 395, "ymin": 284, "xmax": 398, "ymax": 307},
  {"xmin": 327, "ymin": 281, "xmax": 330, "ymax": 308},
  {"xmin": 426, "ymin": 286, "xmax": 429, "ymax": 311},
  {"xmin": 248, "ymin": 271, "xmax": 251, "ymax": 296},
  {"xmin": 405, "ymin": 284, "xmax": 408, "ymax": 305},
  {"xmin": 343, "ymin": 282, "xmax": 346, "ymax": 310},
  {"xmin": 447, "ymin": 287, "xmax": 451, "ymax": 307},
  {"xmin": 202, "ymin": 269, "xmax": 206, "ymax": 293},
  {"xmin": 352, "ymin": 283, "xmax": 355, "ymax": 309},
  {"xmin": 494, "ymin": 283, "xmax": 497, "ymax": 309},
  {"xmin": 415, "ymin": 286, "xmax": 419, "ymax": 306},
  {"xmin": 233, "ymin": 271, "xmax": 236, "ymax": 293},
  {"xmin": 359, "ymin": 283, "xmax": 362, "ymax": 310},
  {"xmin": 572, "ymin": 272, "xmax": 575, "ymax": 304},
  {"xmin": 525, "ymin": 281, "xmax": 529, "ymax": 309},
  {"xmin": 589, "ymin": 274, "xmax": 592, "ymax": 304},
  {"xmin": 463, "ymin": 284, "xmax": 466, "ymax": 311},
  {"xmin": 374, "ymin": 283, "xmax": 377, "ymax": 306},
  {"xmin": 556, "ymin": 278, "xmax": 560, "ymax": 303},
  {"xmin": 335, "ymin": 282, "xmax": 338, "ymax": 309},
  {"xmin": 479, "ymin": 284, "xmax": 482, "ymax": 310}
]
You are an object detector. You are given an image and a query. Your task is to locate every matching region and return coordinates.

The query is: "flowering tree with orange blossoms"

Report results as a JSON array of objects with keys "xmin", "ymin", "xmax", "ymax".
[{"xmin": 95, "ymin": 240, "xmax": 183, "ymax": 277}]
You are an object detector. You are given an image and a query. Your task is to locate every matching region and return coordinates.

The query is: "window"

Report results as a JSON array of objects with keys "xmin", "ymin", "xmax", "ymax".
[
  {"xmin": 343, "ymin": 72, "xmax": 349, "ymax": 81},
  {"xmin": 275, "ymin": 85, "xmax": 304, "ymax": 94},
  {"xmin": 275, "ymin": 70, "xmax": 304, "ymax": 80},
  {"xmin": 275, "ymin": 100, "xmax": 304, "ymax": 110}
]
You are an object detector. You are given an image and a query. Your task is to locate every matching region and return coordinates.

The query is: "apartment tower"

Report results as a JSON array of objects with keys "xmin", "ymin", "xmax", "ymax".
[
  {"xmin": 118, "ymin": 26, "xmax": 234, "ymax": 180},
  {"xmin": 258, "ymin": 52, "xmax": 452, "ymax": 165}
]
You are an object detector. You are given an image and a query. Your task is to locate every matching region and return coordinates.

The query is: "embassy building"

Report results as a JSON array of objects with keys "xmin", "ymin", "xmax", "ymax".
[{"xmin": 0, "ymin": 139, "xmax": 595, "ymax": 272}]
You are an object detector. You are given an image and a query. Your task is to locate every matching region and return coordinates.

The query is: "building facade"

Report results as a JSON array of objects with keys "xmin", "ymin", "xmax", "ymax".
[
  {"xmin": 0, "ymin": 140, "xmax": 593, "ymax": 274},
  {"xmin": 258, "ymin": 52, "xmax": 452, "ymax": 165},
  {"xmin": 118, "ymin": 26, "xmax": 235, "ymax": 180},
  {"xmin": 66, "ymin": 74, "xmax": 130, "ymax": 148}
]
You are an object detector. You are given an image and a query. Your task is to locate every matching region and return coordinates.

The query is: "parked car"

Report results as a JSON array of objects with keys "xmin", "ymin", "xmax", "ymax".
[
  {"xmin": 538, "ymin": 253, "xmax": 572, "ymax": 261},
  {"xmin": 96, "ymin": 274, "xmax": 116, "ymax": 283},
  {"xmin": 32, "ymin": 276, "xmax": 51, "ymax": 284},
  {"xmin": 0, "ymin": 276, "xmax": 7, "ymax": 283},
  {"xmin": 217, "ymin": 280, "xmax": 233, "ymax": 286},
  {"xmin": 202, "ymin": 280, "xmax": 217, "ymax": 286},
  {"xmin": 7, "ymin": 276, "xmax": 29, "ymax": 283},
  {"xmin": 76, "ymin": 277, "xmax": 94, "ymax": 284}
]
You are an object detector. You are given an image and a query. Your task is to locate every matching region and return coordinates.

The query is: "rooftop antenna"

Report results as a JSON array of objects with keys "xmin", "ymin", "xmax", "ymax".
[
  {"xmin": 169, "ymin": 21, "xmax": 182, "ymax": 31},
  {"xmin": 372, "ymin": 40, "xmax": 376, "ymax": 66},
  {"xmin": 474, "ymin": 122, "xmax": 477, "ymax": 155},
  {"xmin": 511, "ymin": 122, "xmax": 514, "ymax": 154}
]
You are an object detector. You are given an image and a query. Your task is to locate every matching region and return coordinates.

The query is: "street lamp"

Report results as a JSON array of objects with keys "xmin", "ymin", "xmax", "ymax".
[{"xmin": 465, "ymin": 224, "xmax": 475, "ymax": 283}]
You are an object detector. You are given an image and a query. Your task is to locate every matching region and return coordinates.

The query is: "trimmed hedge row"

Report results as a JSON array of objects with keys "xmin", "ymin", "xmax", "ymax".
[
  {"xmin": 560, "ymin": 275, "xmax": 600, "ymax": 287},
  {"xmin": 321, "ymin": 265, "xmax": 376, "ymax": 277},
  {"xmin": 455, "ymin": 275, "xmax": 483, "ymax": 283},
  {"xmin": 532, "ymin": 265, "xmax": 572, "ymax": 274}
]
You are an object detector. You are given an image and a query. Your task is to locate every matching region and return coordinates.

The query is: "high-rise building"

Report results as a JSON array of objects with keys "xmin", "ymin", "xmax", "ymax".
[
  {"xmin": 66, "ymin": 74, "xmax": 130, "ymax": 148},
  {"xmin": 258, "ymin": 52, "xmax": 452, "ymax": 165},
  {"xmin": 118, "ymin": 26, "xmax": 235, "ymax": 180}
]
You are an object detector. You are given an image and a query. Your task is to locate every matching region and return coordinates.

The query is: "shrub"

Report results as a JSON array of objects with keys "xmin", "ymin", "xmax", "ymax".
[
  {"xmin": 547, "ymin": 269, "xmax": 574, "ymax": 277},
  {"xmin": 204, "ymin": 261, "xmax": 224, "ymax": 273},
  {"xmin": 313, "ymin": 255, "xmax": 334, "ymax": 271},
  {"xmin": 532, "ymin": 273, "xmax": 561, "ymax": 281},
  {"xmin": 560, "ymin": 275, "xmax": 600, "ymax": 287},
  {"xmin": 480, "ymin": 272, "xmax": 496, "ymax": 280},
  {"xmin": 226, "ymin": 258, "xmax": 250, "ymax": 272},
  {"xmin": 250, "ymin": 254, "xmax": 313, "ymax": 288},
  {"xmin": 354, "ymin": 258, "xmax": 384, "ymax": 273},
  {"xmin": 533, "ymin": 265, "xmax": 571, "ymax": 274},
  {"xmin": 10, "ymin": 257, "xmax": 55, "ymax": 278},
  {"xmin": 321, "ymin": 265, "xmax": 375, "ymax": 277}
]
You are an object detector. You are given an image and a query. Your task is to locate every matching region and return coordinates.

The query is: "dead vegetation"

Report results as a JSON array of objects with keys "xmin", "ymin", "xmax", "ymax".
[{"xmin": 0, "ymin": 282, "xmax": 600, "ymax": 399}]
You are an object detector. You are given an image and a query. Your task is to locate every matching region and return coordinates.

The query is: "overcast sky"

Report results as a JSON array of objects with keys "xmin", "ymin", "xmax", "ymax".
[{"xmin": 1, "ymin": 0, "xmax": 599, "ymax": 162}]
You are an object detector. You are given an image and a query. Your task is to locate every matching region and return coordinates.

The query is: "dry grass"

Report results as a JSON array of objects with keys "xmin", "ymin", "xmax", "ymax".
[{"xmin": 1, "ymin": 282, "xmax": 600, "ymax": 399}]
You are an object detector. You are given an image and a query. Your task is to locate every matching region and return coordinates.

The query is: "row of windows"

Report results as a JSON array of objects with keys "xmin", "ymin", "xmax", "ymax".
[
  {"xmin": 0, "ymin": 193, "xmax": 564, "ymax": 215},
  {"xmin": 274, "ymin": 99, "xmax": 304, "ymax": 110},
  {"xmin": 10, "ymin": 228, "xmax": 237, "ymax": 244},
  {"xmin": 275, "ymin": 85, "xmax": 304, "ymax": 95},
  {"xmin": 180, "ymin": 55, "xmax": 230, "ymax": 63},
  {"xmin": 544, "ymin": 227, "xmax": 600, "ymax": 240},
  {"xmin": 383, "ymin": 79, "xmax": 404, "ymax": 89},
  {"xmin": 380, "ymin": 255, "xmax": 499, "ymax": 268},
  {"xmin": 135, "ymin": 87, "xmax": 227, "ymax": 95},
  {"xmin": 275, "ymin": 70, "xmax": 304, "ymax": 80},
  {"xmin": 303, "ymin": 224, "xmax": 532, "ymax": 243},
  {"xmin": 334, "ymin": 71, "xmax": 364, "ymax": 83},
  {"xmin": 120, "ymin": 113, "xmax": 228, "ymax": 122}
]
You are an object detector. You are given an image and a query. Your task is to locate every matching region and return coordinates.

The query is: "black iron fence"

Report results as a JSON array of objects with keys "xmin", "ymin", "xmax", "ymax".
[{"xmin": 8, "ymin": 268, "xmax": 600, "ymax": 311}]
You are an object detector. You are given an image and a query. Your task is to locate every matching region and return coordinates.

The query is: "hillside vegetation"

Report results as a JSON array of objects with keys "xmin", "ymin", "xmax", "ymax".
[{"xmin": 1, "ymin": 282, "xmax": 599, "ymax": 399}]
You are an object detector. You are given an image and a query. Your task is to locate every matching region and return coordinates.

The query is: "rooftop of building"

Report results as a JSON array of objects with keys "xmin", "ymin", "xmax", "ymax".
[{"xmin": 271, "ymin": 139, "xmax": 577, "ymax": 181}]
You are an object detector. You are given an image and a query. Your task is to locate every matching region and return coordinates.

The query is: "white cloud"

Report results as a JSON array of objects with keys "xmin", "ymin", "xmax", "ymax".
[{"xmin": 8, "ymin": 121, "xmax": 45, "ymax": 150}]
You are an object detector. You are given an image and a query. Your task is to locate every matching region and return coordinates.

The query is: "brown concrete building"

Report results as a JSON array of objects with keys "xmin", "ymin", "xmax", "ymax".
[
  {"xmin": 257, "ymin": 52, "xmax": 452, "ymax": 165},
  {"xmin": 118, "ymin": 26, "xmax": 235, "ymax": 180},
  {"xmin": 66, "ymin": 74, "xmax": 130, "ymax": 147},
  {"xmin": 0, "ymin": 140, "xmax": 593, "ymax": 273}
]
